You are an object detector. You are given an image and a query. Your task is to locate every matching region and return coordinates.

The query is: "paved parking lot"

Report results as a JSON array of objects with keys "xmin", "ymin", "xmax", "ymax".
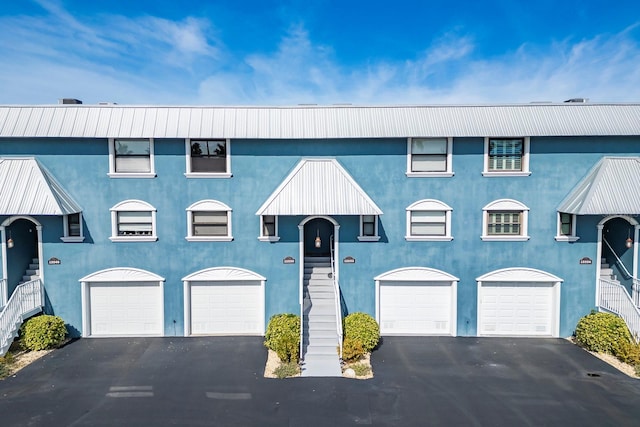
[{"xmin": 1, "ymin": 336, "xmax": 639, "ymax": 426}]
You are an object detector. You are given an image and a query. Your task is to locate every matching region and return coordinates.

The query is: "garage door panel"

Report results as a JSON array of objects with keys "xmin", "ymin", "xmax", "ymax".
[
  {"xmin": 190, "ymin": 281, "xmax": 262, "ymax": 335},
  {"xmin": 479, "ymin": 282, "xmax": 555, "ymax": 337},
  {"xmin": 89, "ymin": 282, "xmax": 162, "ymax": 336},
  {"xmin": 379, "ymin": 281, "xmax": 454, "ymax": 336}
]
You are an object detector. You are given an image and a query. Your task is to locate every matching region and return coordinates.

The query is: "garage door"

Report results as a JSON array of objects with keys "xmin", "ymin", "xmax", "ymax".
[
  {"xmin": 478, "ymin": 282, "xmax": 555, "ymax": 336},
  {"xmin": 88, "ymin": 282, "xmax": 163, "ymax": 336},
  {"xmin": 189, "ymin": 281, "xmax": 262, "ymax": 335},
  {"xmin": 379, "ymin": 281, "xmax": 455, "ymax": 335}
]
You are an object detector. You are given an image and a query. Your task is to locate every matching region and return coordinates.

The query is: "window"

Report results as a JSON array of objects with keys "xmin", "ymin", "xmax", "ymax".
[
  {"xmin": 358, "ymin": 215, "xmax": 380, "ymax": 241},
  {"xmin": 406, "ymin": 200, "xmax": 453, "ymax": 241},
  {"xmin": 108, "ymin": 138, "xmax": 155, "ymax": 178},
  {"xmin": 482, "ymin": 199, "xmax": 529, "ymax": 241},
  {"xmin": 407, "ymin": 137, "xmax": 453, "ymax": 177},
  {"xmin": 185, "ymin": 139, "xmax": 231, "ymax": 178},
  {"xmin": 483, "ymin": 137, "xmax": 530, "ymax": 176},
  {"xmin": 61, "ymin": 212, "xmax": 85, "ymax": 242},
  {"xmin": 555, "ymin": 212, "xmax": 579, "ymax": 242},
  {"xmin": 186, "ymin": 200, "xmax": 233, "ymax": 241},
  {"xmin": 110, "ymin": 200, "xmax": 157, "ymax": 242},
  {"xmin": 259, "ymin": 215, "xmax": 280, "ymax": 242}
]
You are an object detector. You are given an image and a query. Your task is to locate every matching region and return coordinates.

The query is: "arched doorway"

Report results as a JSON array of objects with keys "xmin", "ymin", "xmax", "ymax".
[
  {"xmin": 1, "ymin": 216, "xmax": 42, "ymax": 304},
  {"xmin": 599, "ymin": 216, "xmax": 639, "ymax": 297},
  {"xmin": 303, "ymin": 217, "xmax": 335, "ymax": 257}
]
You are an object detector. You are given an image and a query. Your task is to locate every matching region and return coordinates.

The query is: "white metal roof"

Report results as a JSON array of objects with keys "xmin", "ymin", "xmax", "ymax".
[
  {"xmin": 256, "ymin": 158, "xmax": 383, "ymax": 216},
  {"xmin": 1, "ymin": 103, "xmax": 640, "ymax": 139},
  {"xmin": 0, "ymin": 157, "xmax": 82, "ymax": 215},
  {"xmin": 558, "ymin": 157, "xmax": 640, "ymax": 215}
]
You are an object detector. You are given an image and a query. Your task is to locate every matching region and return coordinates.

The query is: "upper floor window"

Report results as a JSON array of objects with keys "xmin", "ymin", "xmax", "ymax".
[
  {"xmin": 407, "ymin": 137, "xmax": 453, "ymax": 177},
  {"xmin": 186, "ymin": 200, "xmax": 233, "ymax": 241},
  {"xmin": 61, "ymin": 212, "xmax": 85, "ymax": 243},
  {"xmin": 482, "ymin": 199, "xmax": 529, "ymax": 241},
  {"xmin": 185, "ymin": 139, "xmax": 231, "ymax": 178},
  {"xmin": 406, "ymin": 199, "xmax": 453, "ymax": 241},
  {"xmin": 110, "ymin": 200, "xmax": 157, "ymax": 242},
  {"xmin": 483, "ymin": 137, "xmax": 530, "ymax": 177},
  {"xmin": 258, "ymin": 215, "xmax": 280, "ymax": 242},
  {"xmin": 358, "ymin": 215, "xmax": 380, "ymax": 241},
  {"xmin": 108, "ymin": 138, "xmax": 156, "ymax": 178},
  {"xmin": 555, "ymin": 212, "xmax": 579, "ymax": 242}
]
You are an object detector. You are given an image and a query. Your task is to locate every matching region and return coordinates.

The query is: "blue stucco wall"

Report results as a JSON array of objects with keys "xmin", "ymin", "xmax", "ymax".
[{"xmin": 1, "ymin": 135, "xmax": 638, "ymax": 338}]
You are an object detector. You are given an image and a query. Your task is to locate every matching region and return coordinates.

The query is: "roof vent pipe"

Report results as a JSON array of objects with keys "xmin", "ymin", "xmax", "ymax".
[{"xmin": 59, "ymin": 98, "xmax": 83, "ymax": 105}]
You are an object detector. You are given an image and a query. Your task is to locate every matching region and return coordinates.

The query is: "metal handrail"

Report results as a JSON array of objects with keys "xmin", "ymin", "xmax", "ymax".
[
  {"xmin": 329, "ymin": 235, "xmax": 344, "ymax": 358},
  {"xmin": 0, "ymin": 278, "xmax": 44, "ymax": 355},
  {"xmin": 599, "ymin": 278, "xmax": 640, "ymax": 341},
  {"xmin": 603, "ymin": 237, "xmax": 633, "ymax": 280}
]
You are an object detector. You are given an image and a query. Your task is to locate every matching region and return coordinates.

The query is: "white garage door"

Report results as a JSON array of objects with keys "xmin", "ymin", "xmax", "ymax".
[
  {"xmin": 479, "ymin": 282, "xmax": 555, "ymax": 336},
  {"xmin": 379, "ymin": 281, "xmax": 455, "ymax": 335},
  {"xmin": 89, "ymin": 282, "xmax": 162, "ymax": 336},
  {"xmin": 189, "ymin": 281, "xmax": 262, "ymax": 335}
]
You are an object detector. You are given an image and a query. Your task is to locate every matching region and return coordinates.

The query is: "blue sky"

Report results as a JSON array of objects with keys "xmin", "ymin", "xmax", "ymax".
[{"xmin": 1, "ymin": 0, "xmax": 639, "ymax": 105}]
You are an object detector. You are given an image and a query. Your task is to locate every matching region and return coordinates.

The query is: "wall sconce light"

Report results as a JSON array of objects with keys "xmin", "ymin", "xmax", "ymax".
[
  {"xmin": 315, "ymin": 229, "xmax": 321, "ymax": 248},
  {"xmin": 7, "ymin": 231, "xmax": 13, "ymax": 249},
  {"xmin": 626, "ymin": 230, "xmax": 633, "ymax": 249}
]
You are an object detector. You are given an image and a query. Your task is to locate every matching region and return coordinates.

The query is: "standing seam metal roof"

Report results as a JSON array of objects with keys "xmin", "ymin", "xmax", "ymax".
[{"xmin": 1, "ymin": 104, "xmax": 640, "ymax": 139}]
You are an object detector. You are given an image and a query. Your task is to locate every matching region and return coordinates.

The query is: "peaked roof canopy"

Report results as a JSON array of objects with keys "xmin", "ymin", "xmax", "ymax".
[
  {"xmin": 0, "ymin": 157, "xmax": 82, "ymax": 215},
  {"xmin": 558, "ymin": 157, "xmax": 640, "ymax": 215},
  {"xmin": 256, "ymin": 158, "xmax": 382, "ymax": 216}
]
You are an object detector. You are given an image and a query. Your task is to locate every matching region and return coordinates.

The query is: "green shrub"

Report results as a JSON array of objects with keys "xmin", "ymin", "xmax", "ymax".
[
  {"xmin": 613, "ymin": 340, "xmax": 640, "ymax": 365},
  {"xmin": 273, "ymin": 361, "xmax": 299, "ymax": 378},
  {"xmin": 344, "ymin": 312, "xmax": 380, "ymax": 352},
  {"xmin": 342, "ymin": 336, "xmax": 365, "ymax": 362},
  {"xmin": 20, "ymin": 315, "xmax": 67, "ymax": 351},
  {"xmin": 575, "ymin": 311, "xmax": 632, "ymax": 355},
  {"xmin": 264, "ymin": 314, "xmax": 300, "ymax": 363},
  {"xmin": 351, "ymin": 362, "xmax": 371, "ymax": 377}
]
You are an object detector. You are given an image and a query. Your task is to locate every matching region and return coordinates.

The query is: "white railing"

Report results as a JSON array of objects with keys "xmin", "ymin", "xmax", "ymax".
[
  {"xmin": 299, "ymin": 269, "xmax": 304, "ymax": 364},
  {"xmin": 0, "ymin": 278, "xmax": 6, "ymax": 307},
  {"xmin": 599, "ymin": 278, "xmax": 640, "ymax": 341},
  {"xmin": 329, "ymin": 236, "xmax": 344, "ymax": 359},
  {"xmin": 0, "ymin": 279, "xmax": 44, "ymax": 355},
  {"xmin": 634, "ymin": 278, "xmax": 640, "ymax": 308}
]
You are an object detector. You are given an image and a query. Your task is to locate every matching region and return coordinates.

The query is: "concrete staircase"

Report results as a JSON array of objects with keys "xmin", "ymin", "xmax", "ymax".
[
  {"xmin": 20, "ymin": 258, "xmax": 40, "ymax": 284},
  {"xmin": 300, "ymin": 257, "xmax": 342, "ymax": 377}
]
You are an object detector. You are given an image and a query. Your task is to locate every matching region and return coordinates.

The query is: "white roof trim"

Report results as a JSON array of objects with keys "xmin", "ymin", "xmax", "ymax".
[
  {"xmin": 476, "ymin": 267, "xmax": 563, "ymax": 282},
  {"xmin": 79, "ymin": 267, "xmax": 165, "ymax": 282},
  {"xmin": 110, "ymin": 199, "xmax": 156, "ymax": 211},
  {"xmin": 256, "ymin": 158, "xmax": 383, "ymax": 216},
  {"xmin": 375, "ymin": 267, "xmax": 459, "ymax": 282},
  {"xmin": 483, "ymin": 199, "xmax": 529, "ymax": 211},
  {"xmin": 558, "ymin": 157, "xmax": 640, "ymax": 215},
  {"xmin": 182, "ymin": 267, "xmax": 266, "ymax": 281},
  {"xmin": 0, "ymin": 157, "xmax": 82, "ymax": 215},
  {"xmin": 186, "ymin": 200, "xmax": 231, "ymax": 211}
]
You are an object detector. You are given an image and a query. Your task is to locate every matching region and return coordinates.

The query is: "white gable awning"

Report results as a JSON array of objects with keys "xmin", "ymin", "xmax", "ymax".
[
  {"xmin": 256, "ymin": 158, "xmax": 383, "ymax": 216},
  {"xmin": 0, "ymin": 157, "xmax": 82, "ymax": 215},
  {"xmin": 558, "ymin": 157, "xmax": 640, "ymax": 215}
]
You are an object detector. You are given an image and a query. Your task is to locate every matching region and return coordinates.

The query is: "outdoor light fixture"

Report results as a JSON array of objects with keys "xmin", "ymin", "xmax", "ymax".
[
  {"xmin": 626, "ymin": 230, "xmax": 633, "ymax": 249},
  {"xmin": 7, "ymin": 231, "xmax": 13, "ymax": 249},
  {"xmin": 315, "ymin": 229, "xmax": 321, "ymax": 248}
]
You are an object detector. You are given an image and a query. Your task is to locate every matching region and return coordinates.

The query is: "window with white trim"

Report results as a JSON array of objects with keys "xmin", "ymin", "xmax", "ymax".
[
  {"xmin": 186, "ymin": 200, "xmax": 233, "ymax": 241},
  {"xmin": 555, "ymin": 212, "xmax": 579, "ymax": 242},
  {"xmin": 482, "ymin": 199, "xmax": 529, "ymax": 241},
  {"xmin": 483, "ymin": 137, "xmax": 530, "ymax": 176},
  {"xmin": 406, "ymin": 200, "xmax": 453, "ymax": 241},
  {"xmin": 110, "ymin": 200, "xmax": 157, "ymax": 242},
  {"xmin": 185, "ymin": 139, "xmax": 232, "ymax": 178},
  {"xmin": 407, "ymin": 137, "xmax": 453, "ymax": 177},
  {"xmin": 61, "ymin": 212, "xmax": 85, "ymax": 242},
  {"xmin": 259, "ymin": 215, "xmax": 280, "ymax": 242},
  {"xmin": 358, "ymin": 215, "xmax": 380, "ymax": 241},
  {"xmin": 108, "ymin": 138, "xmax": 156, "ymax": 178}
]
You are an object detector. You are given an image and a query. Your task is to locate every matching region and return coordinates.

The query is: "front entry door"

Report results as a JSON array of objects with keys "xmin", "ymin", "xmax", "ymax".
[{"xmin": 304, "ymin": 218, "xmax": 334, "ymax": 257}]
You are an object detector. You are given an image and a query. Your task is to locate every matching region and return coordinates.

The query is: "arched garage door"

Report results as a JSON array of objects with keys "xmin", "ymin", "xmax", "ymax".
[
  {"xmin": 183, "ymin": 267, "xmax": 265, "ymax": 335},
  {"xmin": 80, "ymin": 268, "xmax": 164, "ymax": 337},
  {"xmin": 375, "ymin": 267, "xmax": 458, "ymax": 336},
  {"xmin": 477, "ymin": 268, "xmax": 562, "ymax": 337}
]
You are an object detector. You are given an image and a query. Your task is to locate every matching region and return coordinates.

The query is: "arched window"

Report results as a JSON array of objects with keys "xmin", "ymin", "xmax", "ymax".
[
  {"xmin": 110, "ymin": 200, "xmax": 157, "ymax": 242},
  {"xmin": 186, "ymin": 200, "xmax": 233, "ymax": 241},
  {"xmin": 482, "ymin": 199, "xmax": 529, "ymax": 241},
  {"xmin": 406, "ymin": 199, "xmax": 453, "ymax": 241}
]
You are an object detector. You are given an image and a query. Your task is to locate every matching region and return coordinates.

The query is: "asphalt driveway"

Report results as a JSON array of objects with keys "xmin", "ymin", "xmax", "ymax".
[{"xmin": 1, "ymin": 336, "xmax": 639, "ymax": 426}]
